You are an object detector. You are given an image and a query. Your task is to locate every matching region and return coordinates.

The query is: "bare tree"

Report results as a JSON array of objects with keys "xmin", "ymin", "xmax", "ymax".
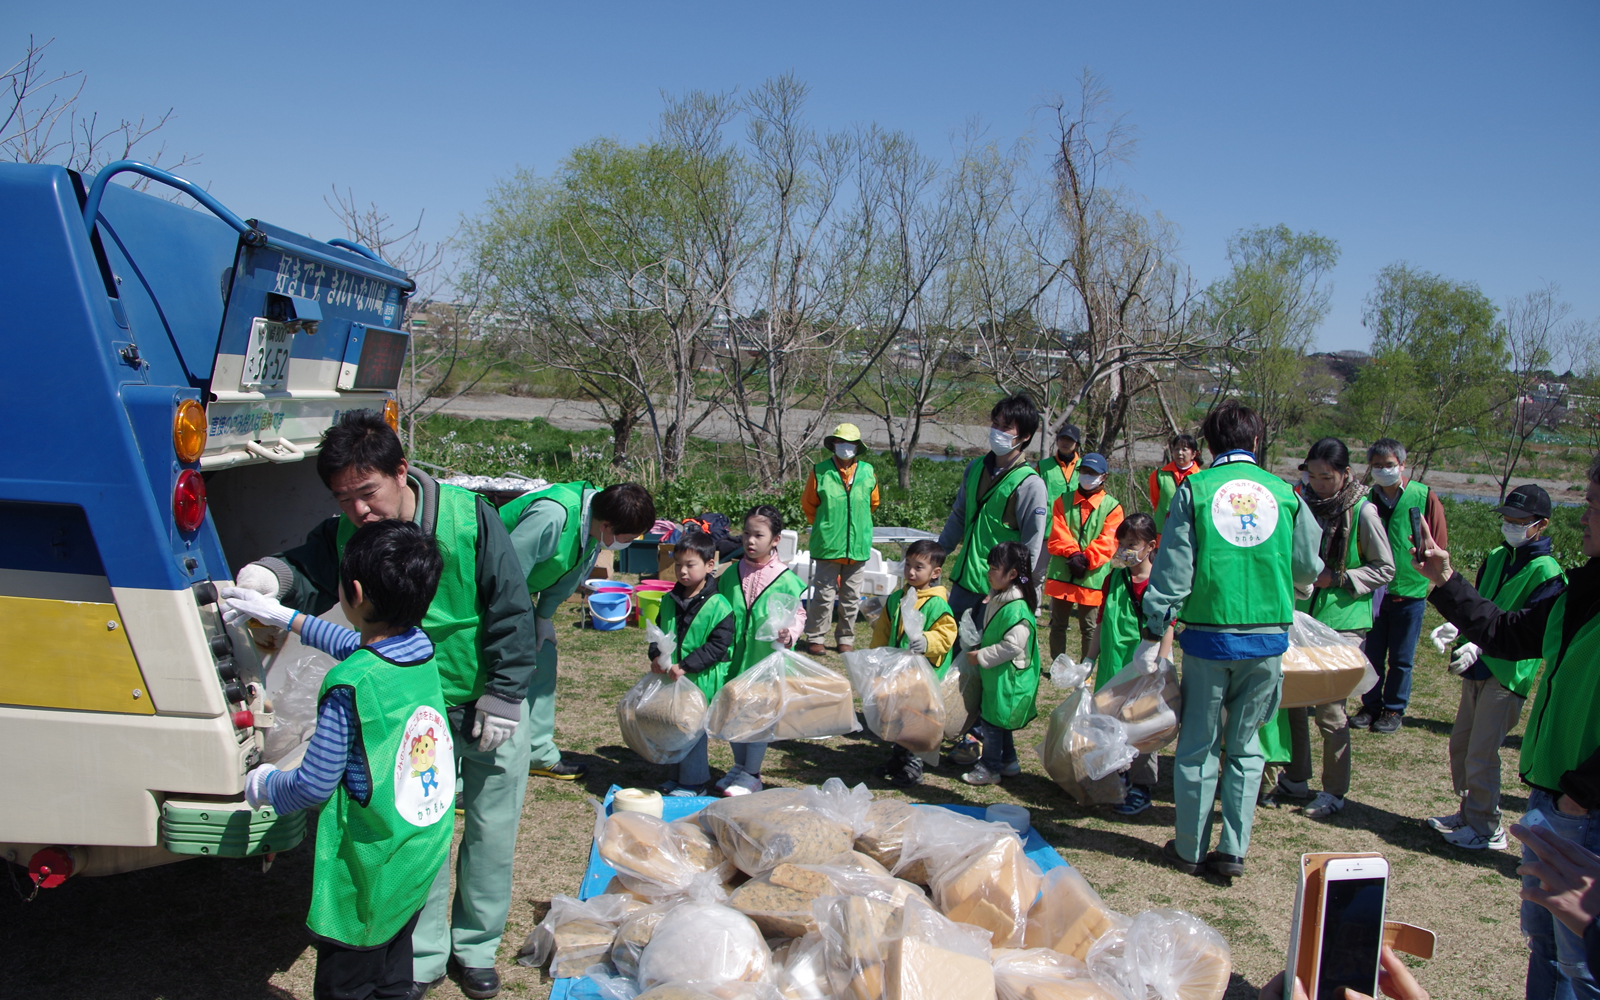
[{"xmin": 1489, "ymin": 286, "xmax": 1583, "ymax": 500}]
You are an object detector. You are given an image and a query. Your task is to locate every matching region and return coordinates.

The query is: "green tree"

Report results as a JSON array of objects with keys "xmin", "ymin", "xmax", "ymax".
[{"xmin": 1347, "ymin": 263, "xmax": 1505, "ymax": 478}]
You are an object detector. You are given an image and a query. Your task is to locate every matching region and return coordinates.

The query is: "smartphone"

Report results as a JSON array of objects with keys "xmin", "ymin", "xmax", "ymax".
[
  {"xmin": 1409, "ymin": 507, "xmax": 1423, "ymax": 557},
  {"xmin": 1313, "ymin": 856, "xmax": 1389, "ymax": 1000}
]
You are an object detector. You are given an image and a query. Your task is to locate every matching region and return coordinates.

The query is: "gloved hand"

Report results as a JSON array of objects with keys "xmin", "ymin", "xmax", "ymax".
[
  {"xmin": 235, "ymin": 563, "xmax": 280, "ymax": 597},
  {"xmin": 220, "ymin": 586, "xmax": 296, "ymax": 629},
  {"xmin": 472, "ymin": 708, "xmax": 519, "ymax": 753},
  {"xmin": 245, "ymin": 763, "xmax": 278, "ymax": 809},
  {"xmin": 1430, "ymin": 622, "xmax": 1461, "ymax": 654},
  {"xmin": 1065, "ymin": 552, "xmax": 1090, "ymax": 579},
  {"xmin": 1449, "ymin": 642, "xmax": 1482, "ymax": 676},
  {"xmin": 534, "ymin": 616, "xmax": 557, "ymax": 655},
  {"xmin": 1127, "ymin": 639, "xmax": 1161, "ymax": 675},
  {"xmin": 906, "ymin": 632, "xmax": 928, "ymax": 655}
]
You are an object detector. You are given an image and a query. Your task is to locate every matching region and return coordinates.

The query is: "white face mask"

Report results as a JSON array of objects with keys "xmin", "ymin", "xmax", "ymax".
[
  {"xmin": 601, "ymin": 529, "xmax": 631, "ymax": 551},
  {"xmin": 1502, "ymin": 521, "xmax": 1538, "ymax": 547},
  {"xmin": 989, "ymin": 428, "xmax": 1017, "ymax": 456},
  {"xmin": 833, "ymin": 442, "xmax": 857, "ymax": 460},
  {"xmin": 1079, "ymin": 474, "xmax": 1105, "ymax": 491},
  {"xmin": 1371, "ymin": 466, "xmax": 1402, "ymax": 488}
]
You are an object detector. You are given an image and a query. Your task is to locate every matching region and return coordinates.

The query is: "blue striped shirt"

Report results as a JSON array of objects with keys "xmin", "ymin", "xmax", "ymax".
[{"xmin": 263, "ymin": 626, "xmax": 436, "ymax": 814}]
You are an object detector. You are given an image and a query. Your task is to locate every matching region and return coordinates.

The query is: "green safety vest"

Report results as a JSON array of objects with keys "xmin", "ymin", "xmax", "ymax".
[
  {"xmin": 307, "ymin": 645, "xmax": 455, "ymax": 948},
  {"xmin": 953, "ymin": 459, "xmax": 1043, "ymax": 594},
  {"xmin": 337, "ymin": 484, "xmax": 483, "ymax": 707},
  {"xmin": 1295, "ymin": 498, "xmax": 1374, "ymax": 633},
  {"xmin": 1180, "ymin": 462, "xmax": 1300, "ymax": 629},
  {"xmin": 1472, "ymin": 545, "xmax": 1564, "ymax": 697},
  {"xmin": 717, "ymin": 564, "xmax": 807, "ymax": 677},
  {"xmin": 977, "ymin": 596, "xmax": 1041, "ymax": 730},
  {"xmin": 497, "ymin": 481, "xmax": 596, "ymax": 595},
  {"xmin": 1047, "ymin": 491, "xmax": 1121, "ymax": 590},
  {"xmin": 1153, "ymin": 466, "xmax": 1191, "ymax": 532},
  {"xmin": 1520, "ymin": 592, "xmax": 1600, "ymax": 792},
  {"xmin": 884, "ymin": 587, "xmax": 956, "ymax": 678},
  {"xmin": 1094, "ymin": 568, "xmax": 1144, "ymax": 691},
  {"xmin": 1376, "ymin": 481, "xmax": 1432, "ymax": 599},
  {"xmin": 657, "ymin": 589, "xmax": 736, "ymax": 701},
  {"xmin": 1037, "ymin": 454, "xmax": 1080, "ymax": 525},
  {"xmin": 810, "ymin": 460, "xmax": 876, "ymax": 561}
]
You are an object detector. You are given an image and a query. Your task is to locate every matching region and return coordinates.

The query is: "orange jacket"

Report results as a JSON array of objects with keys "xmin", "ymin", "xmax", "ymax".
[{"xmin": 1044, "ymin": 489, "xmax": 1123, "ymax": 605}]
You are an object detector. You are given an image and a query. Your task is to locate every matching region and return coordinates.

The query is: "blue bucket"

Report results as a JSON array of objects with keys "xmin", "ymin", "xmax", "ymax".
[{"xmin": 587, "ymin": 591, "xmax": 631, "ymax": 632}]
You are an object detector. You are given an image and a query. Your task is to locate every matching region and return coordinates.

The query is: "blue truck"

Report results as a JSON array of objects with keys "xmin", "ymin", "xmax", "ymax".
[{"xmin": 0, "ymin": 161, "xmax": 414, "ymax": 889}]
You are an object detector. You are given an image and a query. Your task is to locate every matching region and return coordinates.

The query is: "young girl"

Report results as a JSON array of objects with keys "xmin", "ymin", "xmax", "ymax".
[
  {"xmin": 649, "ymin": 531, "xmax": 736, "ymax": 796},
  {"xmin": 714, "ymin": 504, "xmax": 808, "ymax": 796},
  {"xmin": 961, "ymin": 541, "xmax": 1042, "ymax": 786},
  {"xmin": 1084, "ymin": 512, "xmax": 1174, "ymax": 816}
]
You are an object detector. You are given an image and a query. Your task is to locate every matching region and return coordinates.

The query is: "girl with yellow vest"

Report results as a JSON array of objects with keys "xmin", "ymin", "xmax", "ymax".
[{"xmin": 959, "ymin": 541, "xmax": 1042, "ymax": 786}]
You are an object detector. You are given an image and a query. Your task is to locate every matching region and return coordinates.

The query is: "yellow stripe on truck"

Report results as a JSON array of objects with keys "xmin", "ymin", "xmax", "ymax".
[{"xmin": 0, "ymin": 595, "xmax": 154, "ymax": 714}]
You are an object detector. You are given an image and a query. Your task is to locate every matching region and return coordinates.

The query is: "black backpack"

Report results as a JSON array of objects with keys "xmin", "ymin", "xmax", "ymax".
[{"xmin": 681, "ymin": 511, "xmax": 743, "ymax": 559}]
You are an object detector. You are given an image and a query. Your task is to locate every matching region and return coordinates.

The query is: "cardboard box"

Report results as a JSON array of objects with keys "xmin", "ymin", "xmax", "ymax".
[{"xmin": 1285, "ymin": 852, "xmax": 1434, "ymax": 992}]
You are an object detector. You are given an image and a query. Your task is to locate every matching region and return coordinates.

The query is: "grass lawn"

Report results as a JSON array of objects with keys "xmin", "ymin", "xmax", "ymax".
[{"xmin": 0, "ymin": 593, "xmax": 1529, "ymax": 999}]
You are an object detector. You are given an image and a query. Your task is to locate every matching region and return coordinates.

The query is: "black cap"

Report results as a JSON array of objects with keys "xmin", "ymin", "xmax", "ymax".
[
  {"xmin": 1493, "ymin": 484, "xmax": 1552, "ymax": 521},
  {"xmin": 1056, "ymin": 422, "xmax": 1081, "ymax": 443}
]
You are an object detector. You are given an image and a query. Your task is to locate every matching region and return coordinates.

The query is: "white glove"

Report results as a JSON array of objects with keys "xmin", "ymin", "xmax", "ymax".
[
  {"xmin": 1430, "ymin": 622, "xmax": 1461, "ymax": 654},
  {"xmin": 245, "ymin": 763, "xmax": 278, "ymax": 809},
  {"xmin": 236, "ymin": 563, "xmax": 281, "ymax": 596},
  {"xmin": 534, "ymin": 616, "xmax": 557, "ymax": 654},
  {"xmin": 221, "ymin": 586, "xmax": 296, "ymax": 629},
  {"xmin": 1449, "ymin": 642, "xmax": 1482, "ymax": 676},
  {"xmin": 1128, "ymin": 639, "xmax": 1161, "ymax": 676},
  {"xmin": 906, "ymin": 632, "xmax": 928, "ymax": 655},
  {"xmin": 472, "ymin": 708, "xmax": 519, "ymax": 753}
]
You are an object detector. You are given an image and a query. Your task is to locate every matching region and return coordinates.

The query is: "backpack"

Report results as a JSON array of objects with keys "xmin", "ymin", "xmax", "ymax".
[{"xmin": 682, "ymin": 511, "xmax": 743, "ymax": 559}]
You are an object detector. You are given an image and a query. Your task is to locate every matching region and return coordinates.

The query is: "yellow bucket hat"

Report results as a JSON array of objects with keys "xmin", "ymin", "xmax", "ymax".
[{"xmin": 824, "ymin": 422, "xmax": 864, "ymax": 446}]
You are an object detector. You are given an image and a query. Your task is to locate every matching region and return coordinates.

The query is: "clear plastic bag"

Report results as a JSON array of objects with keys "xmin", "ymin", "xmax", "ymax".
[
  {"xmin": 706, "ymin": 648, "xmax": 859, "ymax": 743},
  {"xmin": 611, "ymin": 900, "xmax": 676, "ymax": 980},
  {"xmin": 1071, "ymin": 713, "xmax": 1136, "ymax": 781},
  {"xmin": 585, "ymin": 967, "xmax": 642, "ymax": 1000},
  {"xmin": 854, "ymin": 799, "xmax": 919, "ymax": 881},
  {"xmin": 775, "ymin": 932, "xmax": 833, "ymax": 999},
  {"xmin": 958, "ymin": 608, "xmax": 983, "ymax": 651},
  {"xmin": 646, "ymin": 619, "xmax": 676, "ymax": 673},
  {"xmin": 1281, "ymin": 610, "xmax": 1378, "ymax": 709},
  {"xmin": 992, "ymin": 948, "xmax": 1103, "ymax": 1000},
  {"xmin": 814, "ymin": 893, "xmax": 900, "ymax": 1000},
  {"xmin": 618, "ymin": 671, "xmax": 710, "ymax": 764},
  {"xmin": 899, "ymin": 590, "xmax": 925, "ymax": 645},
  {"xmin": 755, "ymin": 593, "xmax": 804, "ymax": 643},
  {"xmin": 884, "ymin": 895, "xmax": 997, "ymax": 999},
  {"xmin": 1086, "ymin": 909, "xmax": 1231, "ymax": 1000},
  {"xmin": 926, "ymin": 826, "xmax": 1043, "ymax": 949},
  {"xmin": 1023, "ymin": 867, "xmax": 1127, "ymax": 961},
  {"xmin": 1091, "ymin": 656, "xmax": 1181, "ymax": 754},
  {"xmin": 893, "ymin": 806, "xmax": 1003, "ymax": 884},
  {"xmin": 517, "ymin": 893, "xmax": 642, "ymax": 975},
  {"xmin": 593, "ymin": 798, "xmax": 732, "ymax": 896},
  {"xmin": 262, "ymin": 646, "xmax": 338, "ymax": 761},
  {"xmin": 843, "ymin": 646, "xmax": 945, "ymax": 754},
  {"xmin": 1034, "ymin": 664, "xmax": 1127, "ymax": 805},
  {"xmin": 636, "ymin": 901, "xmax": 774, "ymax": 991},
  {"xmin": 699, "ymin": 786, "xmax": 855, "ymax": 877}
]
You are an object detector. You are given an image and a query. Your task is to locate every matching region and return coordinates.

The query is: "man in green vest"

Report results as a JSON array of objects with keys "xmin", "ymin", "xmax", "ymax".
[
  {"xmin": 1419, "ymin": 462, "xmax": 1599, "ymax": 1000},
  {"xmin": 232, "ymin": 411, "xmax": 538, "ymax": 999},
  {"xmin": 1354, "ymin": 438, "xmax": 1450, "ymax": 734},
  {"xmin": 1426, "ymin": 484, "xmax": 1566, "ymax": 851},
  {"xmin": 1142, "ymin": 400, "xmax": 1325, "ymax": 878},
  {"xmin": 500, "ymin": 481, "xmax": 658, "ymax": 779},
  {"xmin": 801, "ymin": 422, "xmax": 880, "ymax": 655}
]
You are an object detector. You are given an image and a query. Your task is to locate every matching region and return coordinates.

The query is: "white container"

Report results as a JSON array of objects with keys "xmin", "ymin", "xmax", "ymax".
[
  {"xmin": 612, "ymin": 788, "xmax": 664, "ymax": 818},
  {"xmin": 778, "ymin": 529, "xmax": 799, "ymax": 563},
  {"xmin": 986, "ymin": 803, "xmax": 1031, "ymax": 837}
]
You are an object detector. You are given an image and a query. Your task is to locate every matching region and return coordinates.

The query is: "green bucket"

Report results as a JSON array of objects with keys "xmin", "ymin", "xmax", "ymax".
[{"xmin": 636, "ymin": 588, "xmax": 664, "ymax": 628}]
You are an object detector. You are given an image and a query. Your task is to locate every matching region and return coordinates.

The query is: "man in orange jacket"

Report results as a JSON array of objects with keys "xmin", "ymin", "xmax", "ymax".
[{"xmin": 1045, "ymin": 452, "xmax": 1124, "ymax": 661}]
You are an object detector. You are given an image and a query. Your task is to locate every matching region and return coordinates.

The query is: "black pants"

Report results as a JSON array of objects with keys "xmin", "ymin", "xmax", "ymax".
[{"xmin": 314, "ymin": 909, "xmax": 422, "ymax": 1000}]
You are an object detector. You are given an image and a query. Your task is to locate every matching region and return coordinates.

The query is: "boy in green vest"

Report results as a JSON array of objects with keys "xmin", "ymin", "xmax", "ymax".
[
  {"xmin": 869, "ymin": 539, "xmax": 959, "ymax": 787},
  {"xmin": 1148, "ymin": 433, "xmax": 1199, "ymax": 536},
  {"xmin": 802, "ymin": 423, "xmax": 881, "ymax": 655},
  {"xmin": 501, "ymin": 481, "xmax": 658, "ymax": 781},
  {"xmin": 1427, "ymin": 484, "xmax": 1565, "ymax": 850},
  {"xmin": 647, "ymin": 530, "xmax": 736, "ymax": 796},
  {"xmin": 959, "ymin": 541, "xmax": 1042, "ymax": 785},
  {"xmin": 1044, "ymin": 452, "xmax": 1123, "ymax": 661},
  {"xmin": 229, "ymin": 520, "xmax": 450, "ymax": 1000},
  {"xmin": 1418, "ymin": 463, "xmax": 1599, "ymax": 999},
  {"xmin": 1354, "ymin": 437, "xmax": 1449, "ymax": 734},
  {"xmin": 1037, "ymin": 422, "xmax": 1082, "ymax": 529}
]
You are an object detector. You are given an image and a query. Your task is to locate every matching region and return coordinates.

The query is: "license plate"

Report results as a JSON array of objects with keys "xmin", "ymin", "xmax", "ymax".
[{"xmin": 241, "ymin": 318, "xmax": 293, "ymax": 389}]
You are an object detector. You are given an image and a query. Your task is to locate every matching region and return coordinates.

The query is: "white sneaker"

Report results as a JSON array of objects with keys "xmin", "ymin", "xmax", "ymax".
[
  {"xmin": 713, "ymin": 766, "xmax": 745, "ymax": 793},
  {"xmin": 1425, "ymin": 811, "xmax": 1466, "ymax": 833},
  {"xmin": 1443, "ymin": 824, "xmax": 1508, "ymax": 850},
  {"xmin": 1001, "ymin": 760, "xmax": 1022, "ymax": 777},
  {"xmin": 962, "ymin": 763, "xmax": 1003, "ymax": 786},
  {"xmin": 1302, "ymin": 792, "xmax": 1346, "ymax": 820}
]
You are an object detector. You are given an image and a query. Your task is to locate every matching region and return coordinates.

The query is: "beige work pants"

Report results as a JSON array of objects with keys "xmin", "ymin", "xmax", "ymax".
[
  {"xmin": 1450, "ymin": 676, "xmax": 1527, "ymax": 836},
  {"xmin": 805, "ymin": 559, "xmax": 867, "ymax": 645}
]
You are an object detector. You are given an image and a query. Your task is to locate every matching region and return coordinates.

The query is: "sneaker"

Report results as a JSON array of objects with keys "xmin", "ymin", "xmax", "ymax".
[
  {"xmin": 1000, "ymin": 760, "xmax": 1023, "ymax": 777},
  {"xmin": 962, "ymin": 763, "xmax": 1003, "ymax": 786},
  {"xmin": 1303, "ymin": 792, "xmax": 1346, "ymax": 820},
  {"xmin": 529, "ymin": 758, "xmax": 589, "ymax": 780},
  {"xmin": 722, "ymin": 770, "xmax": 763, "ymax": 796},
  {"xmin": 1273, "ymin": 775, "xmax": 1311, "ymax": 799},
  {"xmin": 1114, "ymin": 785, "xmax": 1152, "ymax": 817},
  {"xmin": 1162, "ymin": 839, "xmax": 1203, "ymax": 875},
  {"xmin": 665, "ymin": 785, "xmax": 706, "ymax": 797},
  {"xmin": 713, "ymin": 766, "xmax": 746, "ymax": 793},
  {"xmin": 1349, "ymin": 708, "xmax": 1376, "ymax": 730},
  {"xmin": 1373, "ymin": 710, "xmax": 1403, "ymax": 735},
  {"xmin": 887, "ymin": 755, "xmax": 924, "ymax": 788},
  {"xmin": 946, "ymin": 736, "xmax": 983, "ymax": 768},
  {"xmin": 1425, "ymin": 811, "xmax": 1467, "ymax": 833},
  {"xmin": 1443, "ymin": 825, "xmax": 1508, "ymax": 850},
  {"xmin": 876, "ymin": 746, "xmax": 911, "ymax": 779}
]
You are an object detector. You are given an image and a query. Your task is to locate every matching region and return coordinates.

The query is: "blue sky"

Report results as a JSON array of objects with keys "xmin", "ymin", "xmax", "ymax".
[{"xmin": 12, "ymin": 2, "xmax": 1597, "ymax": 355}]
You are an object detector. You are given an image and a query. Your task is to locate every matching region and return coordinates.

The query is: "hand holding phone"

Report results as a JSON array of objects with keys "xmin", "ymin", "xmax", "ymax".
[
  {"xmin": 1408, "ymin": 507, "xmax": 1423, "ymax": 560},
  {"xmin": 1314, "ymin": 857, "xmax": 1389, "ymax": 1000}
]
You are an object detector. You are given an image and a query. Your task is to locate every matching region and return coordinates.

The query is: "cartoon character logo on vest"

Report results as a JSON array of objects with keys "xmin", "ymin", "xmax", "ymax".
[
  {"xmin": 1209, "ymin": 479, "xmax": 1280, "ymax": 547},
  {"xmin": 393, "ymin": 705, "xmax": 456, "ymax": 827}
]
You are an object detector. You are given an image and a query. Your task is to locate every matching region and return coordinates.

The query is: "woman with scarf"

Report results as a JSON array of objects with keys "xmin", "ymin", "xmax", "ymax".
[{"xmin": 1267, "ymin": 437, "xmax": 1395, "ymax": 820}]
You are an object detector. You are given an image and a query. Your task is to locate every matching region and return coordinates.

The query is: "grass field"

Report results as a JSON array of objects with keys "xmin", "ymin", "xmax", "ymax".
[{"xmin": 0, "ymin": 589, "xmax": 1532, "ymax": 1000}]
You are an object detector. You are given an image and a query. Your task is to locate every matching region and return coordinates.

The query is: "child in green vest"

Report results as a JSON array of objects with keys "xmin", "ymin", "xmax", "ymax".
[
  {"xmin": 648, "ymin": 531, "xmax": 736, "ymax": 797},
  {"xmin": 1084, "ymin": 513, "xmax": 1173, "ymax": 816},
  {"xmin": 715, "ymin": 504, "xmax": 808, "ymax": 796},
  {"xmin": 869, "ymin": 539, "xmax": 959, "ymax": 787},
  {"xmin": 960, "ymin": 541, "xmax": 1042, "ymax": 786},
  {"xmin": 1427, "ymin": 484, "xmax": 1566, "ymax": 850},
  {"xmin": 228, "ymin": 520, "xmax": 450, "ymax": 1000}
]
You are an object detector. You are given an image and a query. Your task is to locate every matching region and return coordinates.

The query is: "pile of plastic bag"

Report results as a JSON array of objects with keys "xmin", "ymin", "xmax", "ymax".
[
  {"xmin": 706, "ymin": 595, "xmax": 860, "ymax": 743},
  {"xmin": 520, "ymin": 778, "xmax": 1232, "ymax": 1000}
]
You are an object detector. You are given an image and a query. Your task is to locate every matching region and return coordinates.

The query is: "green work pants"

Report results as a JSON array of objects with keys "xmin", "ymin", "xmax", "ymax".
[
  {"xmin": 1172, "ymin": 652, "xmax": 1282, "ymax": 864},
  {"xmin": 412, "ymin": 697, "xmax": 532, "ymax": 979},
  {"xmin": 525, "ymin": 635, "xmax": 561, "ymax": 770}
]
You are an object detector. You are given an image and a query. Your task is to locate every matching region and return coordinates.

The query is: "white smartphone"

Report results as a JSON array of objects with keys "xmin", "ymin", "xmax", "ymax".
[{"xmin": 1313, "ymin": 856, "xmax": 1389, "ymax": 1000}]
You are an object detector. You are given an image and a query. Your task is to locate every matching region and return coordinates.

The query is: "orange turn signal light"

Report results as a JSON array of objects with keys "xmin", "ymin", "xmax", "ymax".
[
  {"xmin": 174, "ymin": 399, "xmax": 207, "ymax": 463},
  {"xmin": 383, "ymin": 398, "xmax": 400, "ymax": 433}
]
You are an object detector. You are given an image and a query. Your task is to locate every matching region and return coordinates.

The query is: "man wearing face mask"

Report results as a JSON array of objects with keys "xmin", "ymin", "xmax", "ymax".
[
  {"xmin": 1427, "ymin": 484, "xmax": 1565, "ymax": 851},
  {"xmin": 1044, "ymin": 452, "xmax": 1124, "ymax": 661},
  {"xmin": 501, "ymin": 481, "xmax": 657, "ymax": 782},
  {"xmin": 1355, "ymin": 438, "xmax": 1449, "ymax": 735},
  {"xmin": 801, "ymin": 423, "xmax": 881, "ymax": 655}
]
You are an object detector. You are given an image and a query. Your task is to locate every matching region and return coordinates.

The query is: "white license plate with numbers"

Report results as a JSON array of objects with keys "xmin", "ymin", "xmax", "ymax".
[{"xmin": 240, "ymin": 318, "xmax": 293, "ymax": 389}]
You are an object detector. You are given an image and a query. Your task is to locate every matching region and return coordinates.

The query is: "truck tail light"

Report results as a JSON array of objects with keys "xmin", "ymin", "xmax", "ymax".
[
  {"xmin": 383, "ymin": 398, "xmax": 400, "ymax": 432},
  {"xmin": 173, "ymin": 398, "xmax": 207, "ymax": 462},
  {"xmin": 173, "ymin": 469, "xmax": 207, "ymax": 532}
]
